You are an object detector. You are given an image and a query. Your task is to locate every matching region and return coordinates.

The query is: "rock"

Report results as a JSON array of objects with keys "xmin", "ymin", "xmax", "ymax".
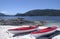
[
  {"xmin": 33, "ymin": 21, "xmax": 44, "ymax": 26},
  {"xmin": 52, "ymin": 35, "xmax": 60, "ymax": 39}
]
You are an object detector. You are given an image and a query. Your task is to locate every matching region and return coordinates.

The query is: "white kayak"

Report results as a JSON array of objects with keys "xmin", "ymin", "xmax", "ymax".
[
  {"xmin": 30, "ymin": 26, "xmax": 57, "ymax": 38},
  {"xmin": 8, "ymin": 26, "xmax": 38, "ymax": 34}
]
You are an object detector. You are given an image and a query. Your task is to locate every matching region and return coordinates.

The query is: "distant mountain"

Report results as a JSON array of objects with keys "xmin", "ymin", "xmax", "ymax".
[
  {"xmin": 15, "ymin": 13, "xmax": 25, "ymax": 16},
  {"xmin": 0, "ymin": 13, "xmax": 6, "ymax": 16},
  {"xmin": 15, "ymin": 9, "xmax": 60, "ymax": 16}
]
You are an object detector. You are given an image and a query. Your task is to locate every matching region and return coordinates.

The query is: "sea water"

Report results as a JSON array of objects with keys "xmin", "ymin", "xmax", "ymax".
[
  {"xmin": 44, "ymin": 22, "xmax": 60, "ymax": 28},
  {"xmin": 0, "ymin": 16, "xmax": 60, "ymax": 21},
  {"xmin": 0, "ymin": 16, "xmax": 60, "ymax": 27}
]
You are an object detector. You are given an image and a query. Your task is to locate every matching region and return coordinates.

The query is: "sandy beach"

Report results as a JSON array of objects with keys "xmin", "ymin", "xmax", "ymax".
[{"xmin": 0, "ymin": 25, "xmax": 60, "ymax": 39}]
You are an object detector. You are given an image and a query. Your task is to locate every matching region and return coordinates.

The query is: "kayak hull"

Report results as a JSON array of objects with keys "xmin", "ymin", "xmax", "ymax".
[
  {"xmin": 31, "ymin": 29, "xmax": 56, "ymax": 38},
  {"xmin": 8, "ymin": 28, "xmax": 38, "ymax": 34},
  {"xmin": 30, "ymin": 26, "xmax": 57, "ymax": 38},
  {"xmin": 8, "ymin": 26, "xmax": 38, "ymax": 34}
]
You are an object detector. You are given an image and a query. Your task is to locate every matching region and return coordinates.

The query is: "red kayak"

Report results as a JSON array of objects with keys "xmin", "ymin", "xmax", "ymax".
[
  {"xmin": 30, "ymin": 26, "xmax": 57, "ymax": 37},
  {"xmin": 8, "ymin": 26, "xmax": 38, "ymax": 34}
]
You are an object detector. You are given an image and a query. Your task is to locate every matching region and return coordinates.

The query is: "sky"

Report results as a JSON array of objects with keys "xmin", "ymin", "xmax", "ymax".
[{"xmin": 0, "ymin": 0, "xmax": 60, "ymax": 15}]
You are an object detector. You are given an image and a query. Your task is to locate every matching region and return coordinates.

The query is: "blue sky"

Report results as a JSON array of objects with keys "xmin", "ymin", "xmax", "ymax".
[{"xmin": 0, "ymin": 0, "xmax": 60, "ymax": 15}]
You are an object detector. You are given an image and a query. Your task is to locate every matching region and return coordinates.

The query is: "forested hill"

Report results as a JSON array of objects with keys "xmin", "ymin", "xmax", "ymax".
[{"xmin": 16, "ymin": 9, "xmax": 60, "ymax": 16}]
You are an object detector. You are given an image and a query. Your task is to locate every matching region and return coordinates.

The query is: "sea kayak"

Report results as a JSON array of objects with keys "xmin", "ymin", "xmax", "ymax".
[
  {"xmin": 8, "ymin": 26, "xmax": 38, "ymax": 34},
  {"xmin": 30, "ymin": 26, "xmax": 57, "ymax": 37}
]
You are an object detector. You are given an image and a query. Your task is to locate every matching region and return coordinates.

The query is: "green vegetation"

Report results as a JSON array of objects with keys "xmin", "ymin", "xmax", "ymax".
[{"xmin": 15, "ymin": 9, "xmax": 60, "ymax": 16}]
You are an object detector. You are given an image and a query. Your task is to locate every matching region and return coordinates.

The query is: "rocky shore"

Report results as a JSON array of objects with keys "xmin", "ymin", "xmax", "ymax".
[{"xmin": 0, "ymin": 18, "xmax": 45, "ymax": 26}]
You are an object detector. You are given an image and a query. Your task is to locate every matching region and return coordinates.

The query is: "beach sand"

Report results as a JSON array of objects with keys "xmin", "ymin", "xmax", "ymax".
[{"xmin": 0, "ymin": 25, "xmax": 60, "ymax": 39}]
